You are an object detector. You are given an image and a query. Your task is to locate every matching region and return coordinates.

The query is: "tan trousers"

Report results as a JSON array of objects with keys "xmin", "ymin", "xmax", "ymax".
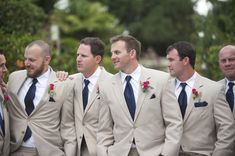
[
  {"xmin": 179, "ymin": 151, "xmax": 207, "ymax": 156},
  {"xmin": 10, "ymin": 146, "xmax": 39, "ymax": 156},
  {"xmin": 128, "ymin": 148, "xmax": 139, "ymax": 156}
]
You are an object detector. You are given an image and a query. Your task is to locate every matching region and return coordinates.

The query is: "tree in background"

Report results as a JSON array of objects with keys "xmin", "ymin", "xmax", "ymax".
[
  {"xmin": 99, "ymin": 0, "xmax": 196, "ymax": 56},
  {"xmin": 0, "ymin": 0, "xmax": 48, "ymax": 81},
  {"xmin": 192, "ymin": 0, "xmax": 235, "ymax": 80},
  {"xmin": 50, "ymin": 0, "xmax": 122, "ymax": 74}
]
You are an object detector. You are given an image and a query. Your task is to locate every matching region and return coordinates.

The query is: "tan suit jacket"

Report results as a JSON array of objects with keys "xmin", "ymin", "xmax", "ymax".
[
  {"xmin": 7, "ymin": 68, "xmax": 77, "ymax": 156},
  {"xmin": 0, "ymin": 89, "xmax": 10, "ymax": 156},
  {"xmin": 73, "ymin": 67, "xmax": 112, "ymax": 156},
  {"xmin": 170, "ymin": 74, "xmax": 235, "ymax": 156},
  {"xmin": 218, "ymin": 78, "xmax": 235, "ymax": 118},
  {"xmin": 97, "ymin": 66, "xmax": 183, "ymax": 156}
]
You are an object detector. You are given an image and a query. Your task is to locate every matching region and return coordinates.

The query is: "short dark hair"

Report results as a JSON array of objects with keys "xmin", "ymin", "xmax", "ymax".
[
  {"xmin": 166, "ymin": 41, "xmax": 196, "ymax": 68},
  {"xmin": 110, "ymin": 35, "xmax": 141, "ymax": 60},
  {"xmin": 80, "ymin": 37, "xmax": 105, "ymax": 58}
]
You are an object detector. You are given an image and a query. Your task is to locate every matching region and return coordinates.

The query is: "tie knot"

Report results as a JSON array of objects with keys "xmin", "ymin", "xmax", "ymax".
[
  {"xmin": 32, "ymin": 78, "xmax": 38, "ymax": 85},
  {"xmin": 125, "ymin": 75, "xmax": 132, "ymax": 82},
  {"xmin": 228, "ymin": 82, "xmax": 234, "ymax": 89},
  {"xmin": 180, "ymin": 83, "xmax": 187, "ymax": 89},
  {"xmin": 84, "ymin": 79, "xmax": 90, "ymax": 86}
]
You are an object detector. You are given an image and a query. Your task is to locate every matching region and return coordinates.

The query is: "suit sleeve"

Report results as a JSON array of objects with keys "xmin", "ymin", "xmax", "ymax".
[
  {"xmin": 161, "ymin": 80, "xmax": 183, "ymax": 156},
  {"xmin": 97, "ymin": 83, "xmax": 114, "ymax": 156},
  {"xmin": 212, "ymin": 85, "xmax": 235, "ymax": 156},
  {"xmin": 60, "ymin": 80, "xmax": 77, "ymax": 156}
]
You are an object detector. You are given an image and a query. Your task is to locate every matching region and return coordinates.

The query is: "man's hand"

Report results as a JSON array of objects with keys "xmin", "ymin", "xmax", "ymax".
[{"xmin": 56, "ymin": 71, "xmax": 69, "ymax": 81}]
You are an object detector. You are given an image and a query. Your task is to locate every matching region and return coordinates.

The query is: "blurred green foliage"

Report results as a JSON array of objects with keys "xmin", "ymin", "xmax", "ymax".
[{"xmin": 1, "ymin": 0, "xmax": 235, "ymax": 81}]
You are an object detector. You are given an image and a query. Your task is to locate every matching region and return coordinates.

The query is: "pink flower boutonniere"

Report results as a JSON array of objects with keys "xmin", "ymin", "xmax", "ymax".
[
  {"xmin": 4, "ymin": 95, "xmax": 9, "ymax": 103},
  {"xmin": 48, "ymin": 83, "xmax": 56, "ymax": 102},
  {"xmin": 192, "ymin": 88, "xmax": 202, "ymax": 101},
  {"xmin": 140, "ymin": 78, "xmax": 153, "ymax": 92}
]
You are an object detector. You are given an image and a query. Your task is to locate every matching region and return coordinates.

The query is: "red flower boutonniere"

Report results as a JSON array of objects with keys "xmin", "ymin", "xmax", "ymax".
[
  {"xmin": 48, "ymin": 83, "xmax": 56, "ymax": 102},
  {"xmin": 140, "ymin": 78, "xmax": 153, "ymax": 92},
  {"xmin": 4, "ymin": 95, "xmax": 9, "ymax": 103},
  {"xmin": 192, "ymin": 88, "xmax": 202, "ymax": 101}
]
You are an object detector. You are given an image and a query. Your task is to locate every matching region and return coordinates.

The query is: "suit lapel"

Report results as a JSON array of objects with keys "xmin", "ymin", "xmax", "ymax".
[
  {"xmin": 134, "ymin": 68, "xmax": 149, "ymax": 121},
  {"xmin": 12, "ymin": 72, "xmax": 28, "ymax": 114},
  {"xmin": 184, "ymin": 75, "xmax": 204, "ymax": 121},
  {"xmin": 0, "ymin": 92, "xmax": 3, "ymax": 136},
  {"xmin": 85, "ymin": 69, "xmax": 108, "ymax": 114},
  {"xmin": 74, "ymin": 75, "xmax": 84, "ymax": 113},
  {"xmin": 112, "ymin": 74, "xmax": 133, "ymax": 122},
  {"xmin": 13, "ymin": 72, "xmax": 28, "ymax": 96},
  {"xmin": 31, "ymin": 69, "xmax": 57, "ymax": 116},
  {"xmin": 84, "ymin": 84, "xmax": 98, "ymax": 114}
]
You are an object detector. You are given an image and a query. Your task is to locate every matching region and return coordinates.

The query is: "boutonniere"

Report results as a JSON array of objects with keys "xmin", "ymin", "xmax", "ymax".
[
  {"xmin": 4, "ymin": 94, "xmax": 9, "ymax": 103},
  {"xmin": 192, "ymin": 88, "xmax": 202, "ymax": 102},
  {"xmin": 48, "ymin": 83, "xmax": 56, "ymax": 102},
  {"xmin": 140, "ymin": 78, "xmax": 153, "ymax": 92}
]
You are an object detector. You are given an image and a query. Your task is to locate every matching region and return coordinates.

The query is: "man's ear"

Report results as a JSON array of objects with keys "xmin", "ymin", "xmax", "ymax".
[
  {"xmin": 95, "ymin": 55, "xmax": 102, "ymax": 64},
  {"xmin": 183, "ymin": 56, "xmax": 190, "ymax": 65},
  {"xmin": 129, "ymin": 49, "xmax": 136, "ymax": 59},
  {"xmin": 45, "ymin": 56, "xmax": 51, "ymax": 65}
]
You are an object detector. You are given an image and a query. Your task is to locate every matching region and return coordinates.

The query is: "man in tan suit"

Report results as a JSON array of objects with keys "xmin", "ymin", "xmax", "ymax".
[
  {"xmin": 72, "ymin": 37, "xmax": 112, "ymax": 156},
  {"xmin": 166, "ymin": 41, "xmax": 235, "ymax": 156},
  {"xmin": 218, "ymin": 45, "xmax": 235, "ymax": 118},
  {"xmin": 0, "ymin": 50, "xmax": 10, "ymax": 156},
  {"xmin": 7, "ymin": 40, "xmax": 77, "ymax": 156},
  {"xmin": 97, "ymin": 35, "xmax": 183, "ymax": 156}
]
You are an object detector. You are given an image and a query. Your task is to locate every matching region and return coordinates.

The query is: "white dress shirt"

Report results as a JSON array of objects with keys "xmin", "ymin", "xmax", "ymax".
[
  {"xmin": 120, "ymin": 65, "xmax": 141, "ymax": 105},
  {"xmin": 175, "ymin": 72, "xmax": 197, "ymax": 104},
  {"xmin": 82, "ymin": 66, "xmax": 102, "ymax": 101}
]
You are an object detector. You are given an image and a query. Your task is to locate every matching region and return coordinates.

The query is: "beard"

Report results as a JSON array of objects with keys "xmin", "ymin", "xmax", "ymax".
[{"xmin": 26, "ymin": 63, "xmax": 45, "ymax": 78}]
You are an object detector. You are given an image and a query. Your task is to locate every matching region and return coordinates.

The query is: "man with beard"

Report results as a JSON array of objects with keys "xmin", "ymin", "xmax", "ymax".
[
  {"xmin": 0, "ymin": 50, "xmax": 10, "ymax": 156},
  {"xmin": 7, "ymin": 40, "xmax": 77, "ymax": 156},
  {"xmin": 218, "ymin": 45, "xmax": 235, "ymax": 118}
]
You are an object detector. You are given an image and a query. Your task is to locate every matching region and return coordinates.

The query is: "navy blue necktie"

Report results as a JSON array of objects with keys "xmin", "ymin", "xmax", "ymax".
[
  {"xmin": 178, "ymin": 83, "xmax": 187, "ymax": 118},
  {"xmin": 23, "ymin": 78, "xmax": 37, "ymax": 142},
  {"xmin": 83, "ymin": 79, "xmax": 90, "ymax": 110},
  {"xmin": 226, "ymin": 82, "xmax": 234, "ymax": 112},
  {"xmin": 0, "ymin": 100, "xmax": 4, "ymax": 136},
  {"xmin": 124, "ymin": 76, "xmax": 136, "ymax": 120}
]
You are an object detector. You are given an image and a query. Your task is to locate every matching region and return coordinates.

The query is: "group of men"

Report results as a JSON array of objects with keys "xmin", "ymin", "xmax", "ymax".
[{"xmin": 0, "ymin": 34, "xmax": 235, "ymax": 156}]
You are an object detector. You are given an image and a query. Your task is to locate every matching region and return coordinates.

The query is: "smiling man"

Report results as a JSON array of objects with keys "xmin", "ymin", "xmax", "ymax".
[
  {"xmin": 97, "ymin": 35, "xmax": 183, "ymax": 156},
  {"xmin": 7, "ymin": 40, "xmax": 76, "ymax": 156},
  {"xmin": 218, "ymin": 45, "xmax": 235, "ymax": 117}
]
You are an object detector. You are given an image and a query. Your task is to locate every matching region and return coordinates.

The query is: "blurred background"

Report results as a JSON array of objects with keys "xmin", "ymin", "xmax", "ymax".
[{"xmin": 1, "ymin": 0, "xmax": 234, "ymax": 81}]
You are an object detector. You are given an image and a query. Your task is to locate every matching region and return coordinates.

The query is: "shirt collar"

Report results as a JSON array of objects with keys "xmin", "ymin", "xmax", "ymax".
[
  {"xmin": 225, "ymin": 78, "xmax": 235, "ymax": 86},
  {"xmin": 175, "ymin": 72, "xmax": 197, "ymax": 89},
  {"xmin": 120, "ymin": 64, "xmax": 141, "ymax": 84},
  {"xmin": 27, "ymin": 68, "xmax": 50, "ymax": 85},
  {"xmin": 82, "ymin": 66, "xmax": 102, "ymax": 86}
]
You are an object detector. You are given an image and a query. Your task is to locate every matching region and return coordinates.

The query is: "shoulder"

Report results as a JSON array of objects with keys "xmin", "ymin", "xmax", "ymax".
[
  {"xmin": 9, "ymin": 70, "xmax": 26, "ymax": 78},
  {"xmin": 142, "ymin": 67, "xmax": 170, "ymax": 82},
  {"xmin": 197, "ymin": 74, "xmax": 224, "ymax": 90}
]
